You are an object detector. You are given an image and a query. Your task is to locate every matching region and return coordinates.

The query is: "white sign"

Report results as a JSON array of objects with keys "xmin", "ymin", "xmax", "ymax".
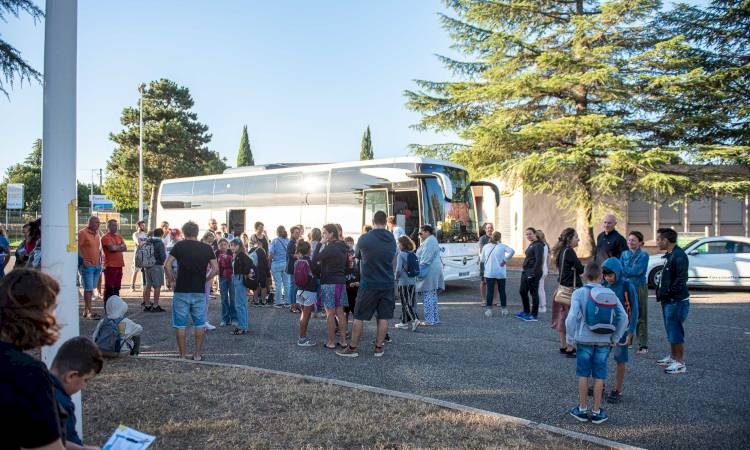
[
  {"xmin": 90, "ymin": 194, "xmax": 114, "ymax": 211},
  {"xmin": 6, "ymin": 184, "xmax": 24, "ymax": 209}
]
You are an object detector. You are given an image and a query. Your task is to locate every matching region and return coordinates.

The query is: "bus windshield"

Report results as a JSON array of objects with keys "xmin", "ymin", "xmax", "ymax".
[{"xmin": 420, "ymin": 164, "xmax": 479, "ymax": 243}]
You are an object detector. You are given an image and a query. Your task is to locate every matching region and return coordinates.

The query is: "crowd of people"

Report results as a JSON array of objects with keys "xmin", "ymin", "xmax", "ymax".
[{"xmin": 0, "ymin": 210, "xmax": 691, "ymax": 447}]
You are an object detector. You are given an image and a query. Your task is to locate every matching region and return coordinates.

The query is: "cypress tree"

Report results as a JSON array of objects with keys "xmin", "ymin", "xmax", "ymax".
[
  {"xmin": 237, "ymin": 125, "xmax": 255, "ymax": 167},
  {"xmin": 360, "ymin": 126, "xmax": 374, "ymax": 160}
]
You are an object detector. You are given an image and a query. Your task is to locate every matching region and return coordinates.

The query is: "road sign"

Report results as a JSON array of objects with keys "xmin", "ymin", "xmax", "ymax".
[
  {"xmin": 90, "ymin": 194, "xmax": 114, "ymax": 211},
  {"xmin": 6, "ymin": 184, "xmax": 24, "ymax": 209}
]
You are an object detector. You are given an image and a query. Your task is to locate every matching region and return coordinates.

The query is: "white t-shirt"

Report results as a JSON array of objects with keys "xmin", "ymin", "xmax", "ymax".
[
  {"xmin": 480, "ymin": 242, "xmax": 515, "ymax": 279},
  {"xmin": 542, "ymin": 243, "xmax": 549, "ymax": 276},
  {"xmin": 132, "ymin": 231, "xmax": 147, "ymax": 246},
  {"xmin": 392, "ymin": 226, "xmax": 405, "ymax": 240}
]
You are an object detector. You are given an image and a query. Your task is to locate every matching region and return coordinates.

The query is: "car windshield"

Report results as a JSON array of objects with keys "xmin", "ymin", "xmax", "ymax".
[{"xmin": 420, "ymin": 164, "xmax": 479, "ymax": 243}]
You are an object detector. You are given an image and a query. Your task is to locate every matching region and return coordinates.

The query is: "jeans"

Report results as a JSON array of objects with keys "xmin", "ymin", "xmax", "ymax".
[
  {"xmin": 519, "ymin": 274, "xmax": 540, "ymax": 317},
  {"xmin": 635, "ymin": 282, "xmax": 649, "ymax": 347},
  {"xmin": 485, "ymin": 278, "xmax": 507, "ymax": 307},
  {"xmin": 80, "ymin": 265, "xmax": 102, "ymax": 292},
  {"xmin": 271, "ymin": 261, "xmax": 287, "ymax": 305},
  {"xmin": 662, "ymin": 299, "xmax": 689, "ymax": 344},
  {"xmin": 233, "ymin": 275, "xmax": 248, "ymax": 331},
  {"xmin": 219, "ymin": 276, "xmax": 236, "ymax": 325},
  {"xmin": 286, "ymin": 272, "xmax": 296, "ymax": 306}
]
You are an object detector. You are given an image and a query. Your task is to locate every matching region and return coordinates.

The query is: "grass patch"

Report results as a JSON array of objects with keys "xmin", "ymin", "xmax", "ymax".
[{"xmin": 83, "ymin": 358, "xmax": 602, "ymax": 449}]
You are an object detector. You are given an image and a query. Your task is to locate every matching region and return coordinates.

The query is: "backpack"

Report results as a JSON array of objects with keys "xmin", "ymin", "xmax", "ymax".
[
  {"xmin": 95, "ymin": 317, "xmax": 123, "ymax": 353},
  {"xmin": 621, "ymin": 280, "xmax": 632, "ymax": 320},
  {"xmin": 135, "ymin": 240, "xmax": 156, "ymax": 268},
  {"xmin": 584, "ymin": 286, "xmax": 620, "ymax": 334},
  {"xmin": 294, "ymin": 259, "xmax": 312, "ymax": 288},
  {"xmin": 242, "ymin": 255, "xmax": 259, "ymax": 290},
  {"xmin": 405, "ymin": 252, "xmax": 420, "ymax": 278}
]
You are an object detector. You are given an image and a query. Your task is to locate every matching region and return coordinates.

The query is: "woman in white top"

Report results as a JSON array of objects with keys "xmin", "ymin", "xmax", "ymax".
[
  {"xmin": 535, "ymin": 229, "xmax": 549, "ymax": 313},
  {"xmin": 480, "ymin": 231, "xmax": 515, "ymax": 315}
]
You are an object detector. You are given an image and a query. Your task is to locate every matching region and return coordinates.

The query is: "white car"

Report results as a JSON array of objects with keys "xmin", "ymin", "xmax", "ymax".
[{"xmin": 647, "ymin": 236, "xmax": 750, "ymax": 289}]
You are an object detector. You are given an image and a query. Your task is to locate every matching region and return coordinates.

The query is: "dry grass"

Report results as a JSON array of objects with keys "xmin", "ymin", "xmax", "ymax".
[{"xmin": 83, "ymin": 358, "xmax": 601, "ymax": 449}]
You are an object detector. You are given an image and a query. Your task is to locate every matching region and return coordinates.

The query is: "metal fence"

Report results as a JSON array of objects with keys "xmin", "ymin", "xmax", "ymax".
[{"xmin": 1, "ymin": 209, "xmax": 144, "ymax": 245}]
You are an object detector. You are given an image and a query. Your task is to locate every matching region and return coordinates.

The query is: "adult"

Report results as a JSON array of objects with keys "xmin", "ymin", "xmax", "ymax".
[
  {"xmin": 0, "ymin": 269, "xmax": 67, "ymax": 450},
  {"xmin": 387, "ymin": 216, "xmax": 405, "ymax": 239},
  {"xmin": 165, "ymin": 221, "xmax": 219, "ymax": 361},
  {"xmin": 478, "ymin": 222, "xmax": 495, "ymax": 305},
  {"xmin": 480, "ymin": 231, "xmax": 515, "ymax": 314},
  {"xmin": 416, "ymin": 224, "xmax": 444, "ymax": 326},
  {"xmin": 101, "ymin": 219, "xmax": 127, "ymax": 303},
  {"xmin": 655, "ymin": 228, "xmax": 689, "ymax": 374},
  {"xmin": 309, "ymin": 227, "xmax": 322, "ymax": 255},
  {"xmin": 0, "ymin": 224, "xmax": 9, "ymax": 279},
  {"xmin": 250, "ymin": 221, "xmax": 269, "ymax": 255},
  {"xmin": 551, "ymin": 227, "xmax": 584, "ymax": 357},
  {"xmin": 160, "ymin": 221, "xmax": 172, "ymax": 249},
  {"xmin": 230, "ymin": 238, "xmax": 251, "ymax": 335},
  {"xmin": 130, "ymin": 220, "xmax": 147, "ymax": 290},
  {"xmin": 208, "ymin": 218, "xmax": 219, "ymax": 234},
  {"xmin": 337, "ymin": 211, "xmax": 397, "ymax": 357},
  {"xmin": 143, "ymin": 228, "xmax": 168, "ymax": 312},
  {"xmin": 517, "ymin": 227, "xmax": 544, "ymax": 321},
  {"xmin": 220, "ymin": 223, "xmax": 235, "ymax": 241},
  {"xmin": 595, "ymin": 214, "xmax": 627, "ymax": 264},
  {"xmin": 285, "ymin": 225, "xmax": 302, "ymax": 312},
  {"xmin": 270, "ymin": 225, "xmax": 290, "ymax": 307},
  {"xmin": 313, "ymin": 224, "xmax": 350, "ymax": 349},
  {"xmin": 620, "ymin": 231, "xmax": 650, "ymax": 354},
  {"xmin": 249, "ymin": 237, "xmax": 270, "ymax": 306},
  {"xmin": 535, "ymin": 229, "xmax": 550, "ymax": 313},
  {"xmin": 78, "ymin": 216, "xmax": 102, "ymax": 319}
]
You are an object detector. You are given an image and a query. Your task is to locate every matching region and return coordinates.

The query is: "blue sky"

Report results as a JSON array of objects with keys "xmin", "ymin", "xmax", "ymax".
[{"xmin": 0, "ymin": 1, "xmax": 458, "ymax": 181}]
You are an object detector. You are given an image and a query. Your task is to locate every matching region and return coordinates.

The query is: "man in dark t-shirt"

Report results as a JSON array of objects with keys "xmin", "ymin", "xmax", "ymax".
[
  {"xmin": 165, "ymin": 221, "xmax": 218, "ymax": 361},
  {"xmin": 595, "ymin": 214, "xmax": 627, "ymax": 264}
]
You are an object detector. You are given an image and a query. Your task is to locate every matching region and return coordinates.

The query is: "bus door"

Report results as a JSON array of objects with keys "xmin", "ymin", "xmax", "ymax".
[
  {"xmin": 391, "ymin": 190, "xmax": 419, "ymax": 241},
  {"xmin": 228, "ymin": 209, "xmax": 245, "ymax": 236},
  {"xmin": 362, "ymin": 189, "xmax": 389, "ymax": 227}
]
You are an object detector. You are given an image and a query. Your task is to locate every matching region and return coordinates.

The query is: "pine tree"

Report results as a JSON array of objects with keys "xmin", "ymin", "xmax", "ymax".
[
  {"xmin": 405, "ymin": 0, "xmax": 688, "ymax": 253},
  {"xmin": 237, "ymin": 125, "xmax": 255, "ymax": 167},
  {"xmin": 0, "ymin": 0, "xmax": 43, "ymax": 98},
  {"xmin": 360, "ymin": 126, "xmax": 373, "ymax": 160}
]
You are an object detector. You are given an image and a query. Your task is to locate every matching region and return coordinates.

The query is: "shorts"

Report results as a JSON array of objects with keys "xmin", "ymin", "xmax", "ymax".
[
  {"xmin": 320, "ymin": 284, "xmax": 348, "ymax": 309},
  {"xmin": 353, "ymin": 288, "xmax": 395, "ymax": 321},
  {"xmin": 80, "ymin": 265, "xmax": 102, "ymax": 292},
  {"xmin": 172, "ymin": 292, "xmax": 207, "ymax": 329},
  {"xmin": 662, "ymin": 299, "xmax": 689, "ymax": 344},
  {"xmin": 575, "ymin": 344, "xmax": 610, "ymax": 380},
  {"xmin": 296, "ymin": 290, "xmax": 318, "ymax": 307},
  {"xmin": 612, "ymin": 342, "xmax": 629, "ymax": 364},
  {"xmin": 145, "ymin": 265, "xmax": 165, "ymax": 287}
]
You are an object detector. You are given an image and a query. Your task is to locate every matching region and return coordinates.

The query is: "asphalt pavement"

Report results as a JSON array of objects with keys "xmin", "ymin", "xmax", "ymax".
[{"xmin": 80, "ymin": 269, "xmax": 750, "ymax": 450}]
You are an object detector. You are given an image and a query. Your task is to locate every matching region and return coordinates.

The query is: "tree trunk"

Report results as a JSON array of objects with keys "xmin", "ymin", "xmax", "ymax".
[{"xmin": 148, "ymin": 185, "xmax": 159, "ymax": 231}]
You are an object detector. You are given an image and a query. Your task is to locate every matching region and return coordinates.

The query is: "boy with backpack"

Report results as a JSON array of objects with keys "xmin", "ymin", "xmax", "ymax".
[
  {"xmin": 92, "ymin": 294, "xmax": 143, "ymax": 357},
  {"xmin": 601, "ymin": 257, "xmax": 639, "ymax": 404},
  {"xmin": 294, "ymin": 241, "xmax": 318, "ymax": 346},
  {"xmin": 50, "ymin": 336, "xmax": 103, "ymax": 449},
  {"xmin": 566, "ymin": 262, "xmax": 627, "ymax": 424},
  {"xmin": 395, "ymin": 235, "xmax": 420, "ymax": 331}
]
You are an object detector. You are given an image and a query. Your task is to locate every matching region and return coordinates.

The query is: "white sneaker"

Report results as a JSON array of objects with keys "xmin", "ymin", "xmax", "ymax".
[
  {"xmin": 664, "ymin": 361, "xmax": 687, "ymax": 374},
  {"xmin": 394, "ymin": 323, "xmax": 409, "ymax": 329},
  {"xmin": 539, "ymin": 305, "xmax": 547, "ymax": 313},
  {"xmin": 657, "ymin": 355, "xmax": 674, "ymax": 367},
  {"xmin": 204, "ymin": 322, "xmax": 217, "ymax": 331},
  {"xmin": 411, "ymin": 319, "xmax": 419, "ymax": 332},
  {"xmin": 501, "ymin": 308, "xmax": 509, "ymax": 317},
  {"xmin": 484, "ymin": 308, "xmax": 493, "ymax": 318}
]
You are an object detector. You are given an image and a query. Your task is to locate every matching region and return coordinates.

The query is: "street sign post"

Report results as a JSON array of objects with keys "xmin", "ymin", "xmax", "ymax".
[{"xmin": 6, "ymin": 183, "xmax": 24, "ymax": 209}]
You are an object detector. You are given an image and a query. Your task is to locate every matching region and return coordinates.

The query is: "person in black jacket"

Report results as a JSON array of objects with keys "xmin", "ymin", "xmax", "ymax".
[
  {"xmin": 517, "ymin": 227, "xmax": 545, "ymax": 321},
  {"xmin": 551, "ymin": 228, "xmax": 584, "ymax": 357},
  {"xmin": 231, "ymin": 239, "xmax": 252, "ymax": 335},
  {"xmin": 655, "ymin": 228, "xmax": 690, "ymax": 374},
  {"xmin": 595, "ymin": 214, "xmax": 628, "ymax": 264},
  {"xmin": 285, "ymin": 226, "xmax": 302, "ymax": 312},
  {"xmin": 312, "ymin": 224, "xmax": 350, "ymax": 349}
]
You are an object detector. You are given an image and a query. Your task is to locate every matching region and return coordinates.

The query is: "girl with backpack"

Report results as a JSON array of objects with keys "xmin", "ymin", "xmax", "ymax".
[
  {"xmin": 312, "ymin": 224, "xmax": 349, "ymax": 349},
  {"xmin": 480, "ymin": 231, "xmax": 515, "ymax": 316},
  {"xmin": 551, "ymin": 228, "xmax": 584, "ymax": 357},
  {"xmin": 230, "ymin": 238, "xmax": 252, "ymax": 335},
  {"xmin": 249, "ymin": 242, "xmax": 270, "ymax": 307},
  {"xmin": 395, "ymin": 236, "xmax": 420, "ymax": 331},
  {"xmin": 294, "ymin": 241, "xmax": 318, "ymax": 346}
]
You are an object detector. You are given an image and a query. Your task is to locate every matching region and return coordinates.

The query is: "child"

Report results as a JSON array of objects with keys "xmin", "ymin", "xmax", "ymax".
[
  {"xmin": 344, "ymin": 236, "xmax": 359, "ymax": 320},
  {"xmin": 565, "ymin": 262, "xmax": 627, "ymax": 424},
  {"xmin": 231, "ymin": 238, "xmax": 251, "ymax": 335},
  {"xmin": 50, "ymin": 336, "xmax": 104, "ymax": 449},
  {"xmin": 92, "ymin": 294, "xmax": 143, "ymax": 357},
  {"xmin": 217, "ymin": 238, "xmax": 236, "ymax": 327},
  {"xmin": 395, "ymin": 235, "xmax": 420, "ymax": 331},
  {"xmin": 601, "ymin": 257, "xmax": 639, "ymax": 404},
  {"xmin": 295, "ymin": 241, "xmax": 318, "ymax": 346}
]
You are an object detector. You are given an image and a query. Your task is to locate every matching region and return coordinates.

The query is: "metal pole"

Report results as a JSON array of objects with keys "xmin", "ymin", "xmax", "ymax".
[
  {"xmin": 138, "ymin": 86, "xmax": 144, "ymax": 222},
  {"xmin": 40, "ymin": 0, "xmax": 81, "ymax": 437},
  {"xmin": 90, "ymin": 168, "xmax": 94, "ymax": 215}
]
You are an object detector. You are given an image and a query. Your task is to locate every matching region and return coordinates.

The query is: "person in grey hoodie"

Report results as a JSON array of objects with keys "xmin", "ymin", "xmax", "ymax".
[{"xmin": 566, "ymin": 262, "xmax": 628, "ymax": 425}]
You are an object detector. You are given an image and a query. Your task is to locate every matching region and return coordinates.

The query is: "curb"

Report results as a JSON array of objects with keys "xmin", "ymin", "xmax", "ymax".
[{"xmin": 140, "ymin": 356, "xmax": 644, "ymax": 450}]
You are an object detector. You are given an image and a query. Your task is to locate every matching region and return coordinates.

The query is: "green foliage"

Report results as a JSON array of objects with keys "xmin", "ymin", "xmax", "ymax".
[
  {"xmin": 0, "ymin": 139, "xmax": 42, "ymax": 210},
  {"xmin": 237, "ymin": 125, "xmax": 255, "ymax": 166},
  {"xmin": 0, "ymin": 0, "xmax": 43, "ymax": 98},
  {"xmin": 76, "ymin": 181, "xmax": 102, "ymax": 208},
  {"xmin": 360, "ymin": 126, "xmax": 373, "ymax": 160},
  {"xmin": 105, "ymin": 79, "xmax": 226, "ymax": 216}
]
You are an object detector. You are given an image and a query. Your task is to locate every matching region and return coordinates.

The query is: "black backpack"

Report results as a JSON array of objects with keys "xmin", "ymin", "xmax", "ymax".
[{"xmin": 242, "ymin": 254, "xmax": 259, "ymax": 290}]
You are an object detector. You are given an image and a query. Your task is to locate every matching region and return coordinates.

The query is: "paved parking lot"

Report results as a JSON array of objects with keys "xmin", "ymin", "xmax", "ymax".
[{"xmin": 78, "ymin": 263, "xmax": 750, "ymax": 450}]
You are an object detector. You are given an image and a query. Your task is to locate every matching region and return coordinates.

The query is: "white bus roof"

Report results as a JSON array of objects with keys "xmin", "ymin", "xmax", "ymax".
[{"xmin": 161, "ymin": 156, "xmax": 467, "ymax": 185}]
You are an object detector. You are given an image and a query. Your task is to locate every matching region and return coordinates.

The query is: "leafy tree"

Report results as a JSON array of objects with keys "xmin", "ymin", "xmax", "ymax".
[
  {"xmin": 237, "ymin": 125, "xmax": 255, "ymax": 166},
  {"xmin": 105, "ymin": 79, "xmax": 226, "ymax": 228},
  {"xmin": 360, "ymin": 125, "xmax": 373, "ymax": 160},
  {"xmin": 0, "ymin": 138, "xmax": 42, "ymax": 210},
  {"xmin": 0, "ymin": 0, "xmax": 43, "ymax": 98},
  {"xmin": 76, "ymin": 181, "xmax": 102, "ymax": 209},
  {"xmin": 405, "ymin": 0, "xmax": 688, "ymax": 253}
]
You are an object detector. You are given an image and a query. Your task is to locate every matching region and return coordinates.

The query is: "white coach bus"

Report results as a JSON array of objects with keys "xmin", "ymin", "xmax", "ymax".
[{"xmin": 155, "ymin": 157, "xmax": 498, "ymax": 281}]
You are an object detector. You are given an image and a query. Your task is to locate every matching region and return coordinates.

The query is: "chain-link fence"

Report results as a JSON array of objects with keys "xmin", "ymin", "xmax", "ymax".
[{"xmin": 1, "ymin": 209, "xmax": 144, "ymax": 246}]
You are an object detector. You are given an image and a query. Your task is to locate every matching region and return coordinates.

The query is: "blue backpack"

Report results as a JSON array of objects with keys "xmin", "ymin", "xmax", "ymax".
[
  {"xmin": 95, "ymin": 317, "xmax": 123, "ymax": 353},
  {"xmin": 405, "ymin": 252, "xmax": 420, "ymax": 278},
  {"xmin": 584, "ymin": 286, "xmax": 619, "ymax": 334}
]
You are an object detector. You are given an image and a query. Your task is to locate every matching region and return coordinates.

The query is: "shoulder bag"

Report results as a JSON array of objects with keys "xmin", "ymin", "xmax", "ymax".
[{"xmin": 553, "ymin": 248, "xmax": 576, "ymax": 306}]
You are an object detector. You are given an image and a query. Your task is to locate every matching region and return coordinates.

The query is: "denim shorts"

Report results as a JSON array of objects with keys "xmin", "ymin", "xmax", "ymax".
[
  {"xmin": 662, "ymin": 299, "xmax": 689, "ymax": 344},
  {"xmin": 172, "ymin": 292, "xmax": 206, "ymax": 329},
  {"xmin": 320, "ymin": 284, "xmax": 348, "ymax": 309},
  {"xmin": 296, "ymin": 290, "xmax": 318, "ymax": 307},
  {"xmin": 612, "ymin": 343, "xmax": 629, "ymax": 364},
  {"xmin": 80, "ymin": 265, "xmax": 102, "ymax": 291},
  {"xmin": 576, "ymin": 344, "xmax": 610, "ymax": 380}
]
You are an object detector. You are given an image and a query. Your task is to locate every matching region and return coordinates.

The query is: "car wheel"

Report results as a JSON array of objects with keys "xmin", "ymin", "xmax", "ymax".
[{"xmin": 648, "ymin": 267, "xmax": 663, "ymax": 289}]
